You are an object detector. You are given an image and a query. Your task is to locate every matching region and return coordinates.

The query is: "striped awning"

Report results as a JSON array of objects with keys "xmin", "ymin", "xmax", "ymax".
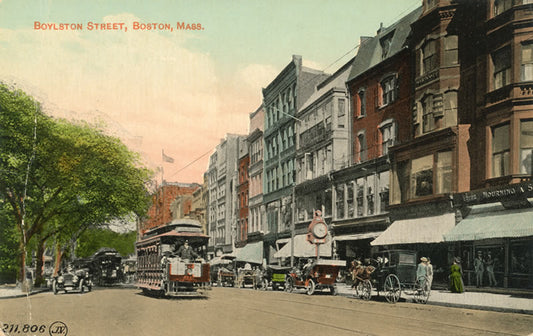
[
  {"xmin": 274, "ymin": 234, "xmax": 332, "ymax": 258},
  {"xmin": 333, "ymin": 231, "xmax": 383, "ymax": 242}
]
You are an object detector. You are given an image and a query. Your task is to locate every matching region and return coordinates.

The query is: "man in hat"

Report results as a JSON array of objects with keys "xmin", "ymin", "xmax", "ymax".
[
  {"xmin": 474, "ymin": 250, "xmax": 484, "ymax": 287},
  {"xmin": 177, "ymin": 240, "xmax": 198, "ymax": 261}
]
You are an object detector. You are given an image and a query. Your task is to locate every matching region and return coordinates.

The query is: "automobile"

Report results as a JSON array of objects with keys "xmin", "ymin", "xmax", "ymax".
[
  {"xmin": 266, "ymin": 265, "xmax": 291, "ymax": 291},
  {"xmin": 52, "ymin": 264, "xmax": 92, "ymax": 295},
  {"xmin": 285, "ymin": 259, "xmax": 346, "ymax": 295}
]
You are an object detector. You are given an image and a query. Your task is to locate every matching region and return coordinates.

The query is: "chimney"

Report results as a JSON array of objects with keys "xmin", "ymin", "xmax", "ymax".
[{"xmin": 377, "ymin": 22, "xmax": 384, "ymax": 34}]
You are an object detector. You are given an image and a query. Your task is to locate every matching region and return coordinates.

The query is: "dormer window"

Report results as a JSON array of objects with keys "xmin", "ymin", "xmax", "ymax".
[{"xmin": 380, "ymin": 32, "xmax": 394, "ymax": 60}]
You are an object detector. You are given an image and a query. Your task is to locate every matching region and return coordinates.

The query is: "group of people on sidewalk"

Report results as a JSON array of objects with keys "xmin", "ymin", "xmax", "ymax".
[{"xmin": 449, "ymin": 250, "xmax": 498, "ymax": 294}]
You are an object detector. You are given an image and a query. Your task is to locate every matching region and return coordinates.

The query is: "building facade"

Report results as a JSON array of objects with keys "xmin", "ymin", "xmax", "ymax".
[
  {"xmin": 236, "ymin": 136, "xmax": 249, "ymax": 247},
  {"xmin": 262, "ymin": 55, "xmax": 329, "ymax": 263},
  {"xmin": 206, "ymin": 134, "xmax": 245, "ymax": 258}
]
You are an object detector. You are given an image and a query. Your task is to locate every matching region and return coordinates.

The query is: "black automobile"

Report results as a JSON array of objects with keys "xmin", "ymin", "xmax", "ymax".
[{"xmin": 52, "ymin": 265, "xmax": 92, "ymax": 294}]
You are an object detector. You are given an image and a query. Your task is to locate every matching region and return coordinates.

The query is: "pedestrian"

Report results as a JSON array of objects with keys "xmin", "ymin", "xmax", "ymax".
[
  {"xmin": 474, "ymin": 250, "xmax": 484, "ymax": 287},
  {"xmin": 426, "ymin": 257, "xmax": 434, "ymax": 290},
  {"xmin": 449, "ymin": 257, "xmax": 464, "ymax": 293},
  {"xmin": 485, "ymin": 251, "xmax": 497, "ymax": 287},
  {"xmin": 417, "ymin": 257, "xmax": 428, "ymax": 288}
]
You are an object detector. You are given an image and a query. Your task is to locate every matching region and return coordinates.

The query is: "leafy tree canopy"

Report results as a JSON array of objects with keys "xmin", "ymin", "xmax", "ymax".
[{"xmin": 75, "ymin": 228, "xmax": 137, "ymax": 258}]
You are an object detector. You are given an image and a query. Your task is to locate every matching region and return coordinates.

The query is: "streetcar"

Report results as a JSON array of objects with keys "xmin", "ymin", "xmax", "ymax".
[
  {"xmin": 136, "ymin": 218, "xmax": 210, "ymax": 297},
  {"xmin": 91, "ymin": 247, "xmax": 123, "ymax": 286}
]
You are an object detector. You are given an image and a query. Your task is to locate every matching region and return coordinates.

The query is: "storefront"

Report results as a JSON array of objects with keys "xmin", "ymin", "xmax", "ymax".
[{"xmin": 444, "ymin": 202, "xmax": 533, "ymax": 289}]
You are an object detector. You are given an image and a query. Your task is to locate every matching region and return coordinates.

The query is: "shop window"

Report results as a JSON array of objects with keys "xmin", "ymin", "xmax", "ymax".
[
  {"xmin": 380, "ymin": 75, "xmax": 397, "ymax": 106},
  {"xmin": 492, "ymin": 123, "xmax": 510, "ymax": 178},
  {"xmin": 444, "ymin": 35, "xmax": 459, "ymax": 66},
  {"xmin": 492, "ymin": 47, "xmax": 511, "ymax": 90},
  {"xmin": 422, "ymin": 39, "xmax": 437, "ymax": 74},
  {"xmin": 335, "ymin": 184, "xmax": 345, "ymax": 219},
  {"xmin": 338, "ymin": 98, "xmax": 345, "ymax": 128},
  {"xmin": 411, "ymin": 155, "xmax": 433, "ymax": 198},
  {"xmin": 521, "ymin": 42, "xmax": 533, "ymax": 81},
  {"xmin": 520, "ymin": 119, "xmax": 533, "ymax": 174},
  {"xmin": 494, "ymin": 0, "xmax": 512, "ymax": 16},
  {"xmin": 511, "ymin": 243, "xmax": 531, "ymax": 274},
  {"xmin": 436, "ymin": 151, "xmax": 452, "ymax": 194}
]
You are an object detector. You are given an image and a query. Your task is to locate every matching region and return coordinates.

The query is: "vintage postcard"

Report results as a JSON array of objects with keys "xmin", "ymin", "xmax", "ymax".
[{"xmin": 1, "ymin": 0, "xmax": 532, "ymax": 335}]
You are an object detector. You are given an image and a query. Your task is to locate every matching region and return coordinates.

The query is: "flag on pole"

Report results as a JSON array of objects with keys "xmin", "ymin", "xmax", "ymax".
[{"xmin": 162, "ymin": 150, "xmax": 174, "ymax": 163}]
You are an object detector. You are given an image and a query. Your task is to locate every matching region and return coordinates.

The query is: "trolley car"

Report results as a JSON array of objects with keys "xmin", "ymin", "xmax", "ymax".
[
  {"xmin": 136, "ymin": 219, "xmax": 210, "ymax": 297},
  {"xmin": 91, "ymin": 248, "xmax": 123, "ymax": 286}
]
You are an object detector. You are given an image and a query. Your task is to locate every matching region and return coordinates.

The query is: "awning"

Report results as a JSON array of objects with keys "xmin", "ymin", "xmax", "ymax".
[
  {"xmin": 333, "ymin": 231, "xmax": 383, "ymax": 242},
  {"xmin": 234, "ymin": 241, "xmax": 263, "ymax": 264},
  {"xmin": 444, "ymin": 204, "xmax": 533, "ymax": 242},
  {"xmin": 273, "ymin": 234, "xmax": 332, "ymax": 258},
  {"xmin": 371, "ymin": 213, "xmax": 456, "ymax": 246}
]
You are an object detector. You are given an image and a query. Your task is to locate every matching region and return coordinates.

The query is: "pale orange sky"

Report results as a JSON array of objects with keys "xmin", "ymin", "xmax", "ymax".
[{"xmin": 0, "ymin": 0, "xmax": 419, "ymax": 183}]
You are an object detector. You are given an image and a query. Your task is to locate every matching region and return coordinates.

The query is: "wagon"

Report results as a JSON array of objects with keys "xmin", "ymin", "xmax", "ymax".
[{"xmin": 357, "ymin": 250, "xmax": 430, "ymax": 304}]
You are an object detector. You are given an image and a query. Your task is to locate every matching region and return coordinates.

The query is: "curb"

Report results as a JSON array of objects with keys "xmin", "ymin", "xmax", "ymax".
[
  {"xmin": 0, "ymin": 288, "xmax": 50, "ymax": 300},
  {"xmin": 334, "ymin": 287, "xmax": 533, "ymax": 315}
]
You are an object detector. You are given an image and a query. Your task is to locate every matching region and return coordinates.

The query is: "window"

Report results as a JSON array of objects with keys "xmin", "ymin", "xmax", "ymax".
[
  {"xmin": 346, "ymin": 183, "xmax": 354, "ymax": 218},
  {"xmin": 335, "ymin": 184, "xmax": 345, "ymax": 219},
  {"xmin": 492, "ymin": 47, "xmax": 511, "ymax": 90},
  {"xmin": 422, "ymin": 95, "xmax": 435, "ymax": 133},
  {"xmin": 356, "ymin": 178, "xmax": 365, "ymax": 216},
  {"xmin": 367, "ymin": 175, "xmax": 375, "ymax": 215},
  {"xmin": 380, "ymin": 33, "xmax": 393, "ymax": 60},
  {"xmin": 379, "ymin": 121, "xmax": 395, "ymax": 156},
  {"xmin": 411, "ymin": 155, "xmax": 433, "ymax": 198},
  {"xmin": 520, "ymin": 120, "xmax": 533, "ymax": 174},
  {"xmin": 422, "ymin": 40, "xmax": 437, "ymax": 74},
  {"xmin": 444, "ymin": 35, "xmax": 458, "ymax": 66},
  {"xmin": 492, "ymin": 123, "xmax": 510, "ymax": 178},
  {"xmin": 357, "ymin": 89, "xmax": 366, "ymax": 117},
  {"xmin": 494, "ymin": 0, "xmax": 512, "ymax": 16},
  {"xmin": 381, "ymin": 76, "xmax": 396, "ymax": 106},
  {"xmin": 521, "ymin": 42, "xmax": 533, "ymax": 81},
  {"xmin": 378, "ymin": 171, "xmax": 389, "ymax": 213},
  {"xmin": 436, "ymin": 151, "xmax": 452, "ymax": 194},
  {"xmin": 356, "ymin": 132, "xmax": 367, "ymax": 162},
  {"xmin": 338, "ymin": 98, "xmax": 345, "ymax": 128}
]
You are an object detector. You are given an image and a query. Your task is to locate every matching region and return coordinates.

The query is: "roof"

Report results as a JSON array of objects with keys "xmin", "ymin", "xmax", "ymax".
[
  {"xmin": 299, "ymin": 57, "xmax": 354, "ymax": 113},
  {"xmin": 444, "ymin": 204, "xmax": 533, "ymax": 242},
  {"xmin": 347, "ymin": 6, "xmax": 422, "ymax": 83},
  {"xmin": 371, "ymin": 213, "xmax": 456, "ymax": 246}
]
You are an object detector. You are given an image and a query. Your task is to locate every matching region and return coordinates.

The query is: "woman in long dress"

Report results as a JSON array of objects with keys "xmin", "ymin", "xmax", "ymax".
[{"xmin": 449, "ymin": 257, "xmax": 464, "ymax": 293}]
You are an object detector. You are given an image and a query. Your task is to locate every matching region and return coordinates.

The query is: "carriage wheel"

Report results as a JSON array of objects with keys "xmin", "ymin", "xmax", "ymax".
[
  {"xmin": 414, "ymin": 277, "xmax": 431, "ymax": 304},
  {"xmin": 384, "ymin": 274, "xmax": 401, "ymax": 303},
  {"xmin": 306, "ymin": 279, "xmax": 316, "ymax": 295},
  {"xmin": 260, "ymin": 279, "xmax": 268, "ymax": 291},
  {"xmin": 284, "ymin": 278, "xmax": 294, "ymax": 293},
  {"xmin": 361, "ymin": 280, "xmax": 372, "ymax": 301}
]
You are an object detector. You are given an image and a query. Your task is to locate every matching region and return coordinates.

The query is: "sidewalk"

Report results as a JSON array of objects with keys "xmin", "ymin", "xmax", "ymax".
[
  {"xmin": 335, "ymin": 283, "xmax": 533, "ymax": 315},
  {"xmin": 0, "ymin": 284, "xmax": 49, "ymax": 300}
]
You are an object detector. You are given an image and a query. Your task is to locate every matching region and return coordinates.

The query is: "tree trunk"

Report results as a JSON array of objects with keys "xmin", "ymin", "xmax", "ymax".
[
  {"xmin": 54, "ymin": 242, "xmax": 62, "ymax": 276},
  {"xmin": 18, "ymin": 240, "xmax": 30, "ymax": 293},
  {"xmin": 34, "ymin": 237, "xmax": 46, "ymax": 287}
]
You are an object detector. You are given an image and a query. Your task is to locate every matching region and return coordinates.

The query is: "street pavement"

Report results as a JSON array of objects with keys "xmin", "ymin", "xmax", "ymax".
[{"xmin": 1, "ymin": 282, "xmax": 532, "ymax": 315}]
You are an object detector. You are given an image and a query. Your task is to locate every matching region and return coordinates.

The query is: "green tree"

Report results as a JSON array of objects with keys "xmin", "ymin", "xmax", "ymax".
[
  {"xmin": 0, "ymin": 84, "xmax": 152, "ymax": 289},
  {"xmin": 75, "ymin": 228, "xmax": 137, "ymax": 258}
]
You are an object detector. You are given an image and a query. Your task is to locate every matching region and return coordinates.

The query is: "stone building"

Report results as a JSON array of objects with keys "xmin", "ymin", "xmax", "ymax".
[{"xmin": 262, "ymin": 55, "xmax": 329, "ymax": 263}]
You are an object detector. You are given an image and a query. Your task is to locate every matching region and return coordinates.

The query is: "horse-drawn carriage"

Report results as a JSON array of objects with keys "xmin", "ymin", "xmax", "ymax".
[{"xmin": 351, "ymin": 250, "xmax": 430, "ymax": 304}]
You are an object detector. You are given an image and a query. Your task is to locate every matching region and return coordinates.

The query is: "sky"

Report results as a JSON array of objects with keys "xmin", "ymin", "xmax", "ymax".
[{"xmin": 0, "ymin": 0, "xmax": 419, "ymax": 183}]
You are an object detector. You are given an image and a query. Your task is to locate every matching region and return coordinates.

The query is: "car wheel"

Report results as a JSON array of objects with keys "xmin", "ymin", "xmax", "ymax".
[
  {"xmin": 52, "ymin": 281, "xmax": 58, "ymax": 295},
  {"xmin": 79, "ymin": 279, "xmax": 85, "ymax": 293},
  {"xmin": 306, "ymin": 279, "xmax": 316, "ymax": 295}
]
